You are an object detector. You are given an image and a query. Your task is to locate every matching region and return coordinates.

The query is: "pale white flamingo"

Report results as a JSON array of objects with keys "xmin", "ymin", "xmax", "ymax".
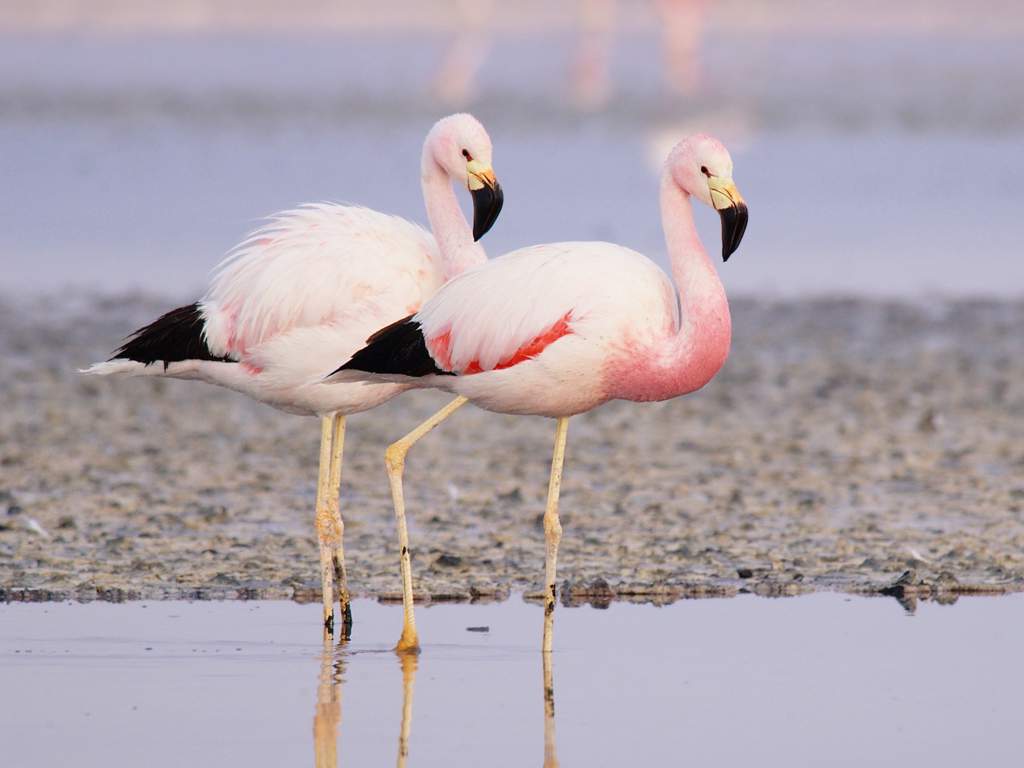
[
  {"xmin": 333, "ymin": 133, "xmax": 747, "ymax": 652},
  {"xmin": 571, "ymin": 0, "xmax": 617, "ymax": 110},
  {"xmin": 657, "ymin": 0, "xmax": 711, "ymax": 97},
  {"xmin": 432, "ymin": 0, "xmax": 494, "ymax": 106},
  {"xmin": 83, "ymin": 113, "xmax": 503, "ymax": 636}
]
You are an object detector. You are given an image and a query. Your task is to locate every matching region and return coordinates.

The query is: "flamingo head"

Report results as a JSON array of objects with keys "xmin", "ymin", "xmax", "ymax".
[
  {"xmin": 425, "ymin": 113, "xmax": 504, "ymax": 241},
  {"xmin": 669, "ymin": 134, "xmax": 748, "ymax": 261}
]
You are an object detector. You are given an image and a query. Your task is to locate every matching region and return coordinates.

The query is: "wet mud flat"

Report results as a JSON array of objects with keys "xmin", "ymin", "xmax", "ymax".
[
  {"xmin": 3, "ymin": 595, "xmax": 1023, "ymax": 767},
  {"xmin": 1, "ymin": 294, "xmax": 1023, "ymax": 605}
]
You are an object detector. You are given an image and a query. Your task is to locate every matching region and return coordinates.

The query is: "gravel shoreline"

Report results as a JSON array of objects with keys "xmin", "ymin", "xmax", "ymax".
[{"xmin": 2, "ymin": 294, "xmax": 1023, "ymax": 608}]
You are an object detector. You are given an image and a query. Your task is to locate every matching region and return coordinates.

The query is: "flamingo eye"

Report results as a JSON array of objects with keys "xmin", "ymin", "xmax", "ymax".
[
  {"xmin": 462, "ymin": 149, "xmax": 473, "ymax": 161},
  {"xmin": 700, "ymin": 165, "xmax": 711, "ymax": 177}
]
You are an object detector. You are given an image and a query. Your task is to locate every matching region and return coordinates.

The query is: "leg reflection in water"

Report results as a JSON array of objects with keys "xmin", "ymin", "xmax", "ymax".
[
  {"xmin": 397, "ymin": 653, "xmax": 418, "ymax": 768},
  {"xmin": 311, "ymin": 637, "xmax": 419, "ymax": 768},
  {"xmin": 542, "ymin": 623, "xmax": 560, "ymax": 768},
  {"xmin": 313, "ymin": 637, "xmax": 345, "ymax": 768}
]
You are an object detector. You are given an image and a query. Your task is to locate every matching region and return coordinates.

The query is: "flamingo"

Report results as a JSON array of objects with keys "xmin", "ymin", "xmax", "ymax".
[
  {"xmin": 333, "ymin": 133, "xmax": 747, "ymax": 652},
  {"xmin": 83, "ymin": 113, "xmax": 504, "ymax": 636}
]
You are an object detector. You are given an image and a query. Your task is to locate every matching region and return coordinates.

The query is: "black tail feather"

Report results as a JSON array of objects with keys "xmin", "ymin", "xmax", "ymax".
[
  {"xmin": 331, "ymin": 315, "xmax": 449, "ymax": 378},
  {"xmin": 112, "ymin": 303, "xmax": 231, "ymax": 370}
]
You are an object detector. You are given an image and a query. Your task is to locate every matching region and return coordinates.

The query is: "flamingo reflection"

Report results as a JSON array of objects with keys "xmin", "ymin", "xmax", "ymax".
[
  {"xmin": 542, "ymin": 622, "xmax": 560, "ymax": 768},
  {"xmin": 396, "ymin": 653, "xmax": 418, "ymax": 768},
  {"xmin": 312, "ymin": 639, "xmax": 420, "ymax": 767},
  {"xmin": 313, "ymin": 638, "xmax": 344, "ymax": 768}
]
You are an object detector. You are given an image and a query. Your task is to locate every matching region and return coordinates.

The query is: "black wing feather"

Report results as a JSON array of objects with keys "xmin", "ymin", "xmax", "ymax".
[
  {"xmin": 112, "ymin": 303, "xmax": 231, "ymax": 371},
  {"xmin": 331, "ymin": 315, "xmax": 450, "ymax": 378}
]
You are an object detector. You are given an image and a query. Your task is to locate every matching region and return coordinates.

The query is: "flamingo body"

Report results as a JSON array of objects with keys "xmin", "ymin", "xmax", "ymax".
[
  {"xmin": 338, "ymin": 240, "xmax": 730, "ymax": 418},
  {"xmin": 88, "ymin": 204, "xmax": 445, "ymax": 416},
  {"xmin": 431, "ymin": 243, "xmax": 683, "ymax": 416}
]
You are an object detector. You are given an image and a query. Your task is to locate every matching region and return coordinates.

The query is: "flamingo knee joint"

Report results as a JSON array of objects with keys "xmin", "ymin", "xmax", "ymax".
[{"xmin": 385, "ymin": 442, "xmax": 408, "ymax": 474}]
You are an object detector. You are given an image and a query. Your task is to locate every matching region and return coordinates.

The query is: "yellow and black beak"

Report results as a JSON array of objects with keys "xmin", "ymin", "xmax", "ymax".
[
  {"xmin": 467, "ymin": 160, "xmax": 503, "ymax": 241},
  {"xmin": 708, "ymin": 177, "xmax": 748, "ymax": 262}
]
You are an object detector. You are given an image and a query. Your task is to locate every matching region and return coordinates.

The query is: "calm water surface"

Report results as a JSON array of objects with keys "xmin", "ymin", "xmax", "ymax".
[{"xmin": 1, "ymin": 594, "xmax": 1021, "ymax": 767}]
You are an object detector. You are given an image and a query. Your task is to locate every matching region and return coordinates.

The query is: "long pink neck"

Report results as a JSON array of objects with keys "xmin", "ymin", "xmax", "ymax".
[
  {"xmin": 614, "ymin": 170, "xmax": 731, "ymax": 401},
  {"xmin": 421, "ymin": 154, "xmax": 486, "ymax": 279}
]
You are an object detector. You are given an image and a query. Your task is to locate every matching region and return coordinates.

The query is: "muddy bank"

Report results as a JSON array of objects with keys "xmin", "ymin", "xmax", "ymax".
[{"xmin": 1, "ymin": 295, "xmax": 1023, "ymax": 604}]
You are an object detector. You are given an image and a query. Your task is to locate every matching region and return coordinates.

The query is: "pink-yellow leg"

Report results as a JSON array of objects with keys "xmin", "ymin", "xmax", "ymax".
[
  {"xmin": 385, "ymin": 395, "xmax": 469, "ymax": 653},
  {"xmin": 314, "ymin": 413, "xmax": 343, "ymax": 636},
  {"xmin": 326, "ymin": 413, "xmax": 352, "ymax": 637},
  {"xmin": 542, "ymin": 417, "xmax": 570, "ymax": 654}
]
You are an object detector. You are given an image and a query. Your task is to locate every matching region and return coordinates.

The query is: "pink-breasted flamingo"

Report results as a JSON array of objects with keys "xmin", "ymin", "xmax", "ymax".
[
  {"xmin": 83, "ymin": 113, "xmax": 503, "ymax": 636},
  {"xmin": 333, "ymin": 134, "xmax": 747, "ymax": 652}
]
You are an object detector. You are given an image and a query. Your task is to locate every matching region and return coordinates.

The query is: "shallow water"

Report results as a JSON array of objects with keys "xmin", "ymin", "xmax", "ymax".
[{"xmin": 2, "ymin": 594, "xmax": 1022, "ymax": 767}]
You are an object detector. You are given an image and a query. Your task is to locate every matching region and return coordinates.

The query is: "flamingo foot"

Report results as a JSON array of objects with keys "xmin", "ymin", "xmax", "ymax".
[
  {"xmin": 320, "ymin": 542, "xmax": 336, "ymax": 636},
  {"xmin": 339, "ymin": 597, "xmax": 353, "ymax": 641},
  {"xmin": 333, "ymin": 550, "xmax": 353, "ymax": 640},
  {"xmin": 395, "ymin": 625, "xmax": 421, "ymax": 655}
]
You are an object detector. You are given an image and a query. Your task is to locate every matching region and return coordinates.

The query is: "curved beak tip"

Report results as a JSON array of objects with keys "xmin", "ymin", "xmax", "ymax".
[
  {"xmin": 719, "ymin": 202, "xmax": 748, "ymax": 262},
  {"xmin": 471, "ymin": 181, "xmax": 503, "ymax": 241}
]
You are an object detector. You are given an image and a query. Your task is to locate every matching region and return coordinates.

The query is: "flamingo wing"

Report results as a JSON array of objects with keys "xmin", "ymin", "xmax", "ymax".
[
  {"xmin": 417, "ymin": 244, "xmax": 582, "ymax": 374},
  {"xmin": 201, "ymin": 204, "xmax": 441, "ymax": 361},
  {"xmin": 338, "ymin": 241, "xmax": 668, "ymax": 378}
]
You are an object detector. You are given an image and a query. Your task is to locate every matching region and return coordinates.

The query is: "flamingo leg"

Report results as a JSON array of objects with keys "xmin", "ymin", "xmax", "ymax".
[
  {"xmin": 315, "ymin": 413, "xmax": 340, "ymax": 635},
  {"xmin": 396, "ymin": 652, "xmax": 418, "ymax": 767},
  {"xmin": 326, "ymin": 413, "xmax": 352, "ymax": 637},
  {"xmin": 385, "ymin": 395, "xmax": 469, "ymax": 653},
  {"xmin": 542, "ymin": 417, "xmax": 570, "ymax": 654}
]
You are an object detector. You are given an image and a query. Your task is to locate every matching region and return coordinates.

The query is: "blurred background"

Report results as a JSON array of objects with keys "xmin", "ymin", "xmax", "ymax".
[{"xmin": 1, "ymin": 0, "xmax": 1022, "ymax": 298}]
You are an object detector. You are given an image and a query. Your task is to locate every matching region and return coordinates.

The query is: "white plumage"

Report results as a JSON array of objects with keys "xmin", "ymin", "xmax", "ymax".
[
  {"xmin": 88, "ymin": 204, "xmax": 444, "ymax": 414},
  {"xmin": 204, "ymin": 205, "xmax": 441, "ymax": 362},
  {"xmin": 420, "ymin": 242, "xmax": 678, "ymax": 370},
  {"xmin": 349, "ymin": 242, "xmax": 680, "ymax": 416}
]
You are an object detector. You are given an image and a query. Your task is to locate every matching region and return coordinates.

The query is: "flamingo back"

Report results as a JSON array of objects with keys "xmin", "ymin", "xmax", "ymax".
[
  {"xmin": 201, "ymin": 204, "xmax": 444, "ymax": 361},
  {"xmin": 414, "ymin": 242, "xmax": 679, "ymax": 375}
]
